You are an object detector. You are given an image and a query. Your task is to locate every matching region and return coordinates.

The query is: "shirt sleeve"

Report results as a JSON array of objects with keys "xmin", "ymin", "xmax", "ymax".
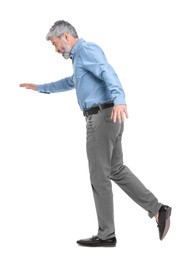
[
  {"xmin": 80, "ymin": 45, "xmax": 126, "ymax": 106},
  {"xmin": 36, "ymin": 76, "xmax": 75, "ymax": 93}
]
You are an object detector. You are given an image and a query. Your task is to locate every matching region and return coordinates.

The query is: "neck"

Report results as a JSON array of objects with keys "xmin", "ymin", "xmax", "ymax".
[{"xmin": 70, "ymin": 37, "xmax": 79, "ymax": 48}]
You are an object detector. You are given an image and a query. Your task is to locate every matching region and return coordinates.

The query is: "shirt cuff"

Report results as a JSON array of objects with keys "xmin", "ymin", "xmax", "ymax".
[
  {"xmin": 36, "ymin": 85, "xmax": 50, "ymax": 94},
  {"xmin": 113, "ymin": 96, "xmax": 126, "ymax": 106}
]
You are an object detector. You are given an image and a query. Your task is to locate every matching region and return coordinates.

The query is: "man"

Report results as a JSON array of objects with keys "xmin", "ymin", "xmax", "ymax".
[{"xmin": 20, "ymin": 20, "xmax": 172, "ymax": 247}]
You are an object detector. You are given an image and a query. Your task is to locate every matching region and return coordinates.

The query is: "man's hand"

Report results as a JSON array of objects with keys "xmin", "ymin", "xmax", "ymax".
[
  {"xmin": 111, "ymin": 105, "xmax": 128, "ymax": 124},
  {"xmin": 20, "ymin": 83, "xmax": 37, "ymax": 91}
]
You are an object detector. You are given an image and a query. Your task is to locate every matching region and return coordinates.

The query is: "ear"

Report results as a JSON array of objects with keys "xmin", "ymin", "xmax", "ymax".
[{"xmin": 63, "ymin": 33, "xmax": 70, "ymax": 41}]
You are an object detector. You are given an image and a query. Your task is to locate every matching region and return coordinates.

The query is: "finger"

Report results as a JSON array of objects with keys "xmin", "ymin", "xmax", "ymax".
[
  {"xmin": 121, "ymin": 111, "xmax": 126, "ymax": 123},
  {"xmin": 110, "ymin": 109, "xmax": 114, "ymax": 120},
  {"xmin": 20, "ymin": 83, "xmax": 30, "ymax": 88},
  {"xmin": 119, "ymin": 110, "xmax": 128, "ymax": 123},
  {"xmin": 113, "ymin": 111, "xmax": 117, "ymax": 123},
  {"xmin": 113, "ymin": 110, "xmax": 117, "ymax": 123},
  {"xmin": 20, "ymin": 83, "xmax": 26, "ymax": 87},
  {"xmin": 117, "ymin": 110, "xmax": 122, "ymax": 124}
]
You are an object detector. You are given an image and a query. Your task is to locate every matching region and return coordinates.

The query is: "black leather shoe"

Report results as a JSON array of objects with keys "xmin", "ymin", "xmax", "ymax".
[
  {"xmin": 157, "ymin": 205, "xmax": 172, "ymax": 240},
  {"xmin": 77, "ymin": 235, "xmax": 117, "ymax": 247}
]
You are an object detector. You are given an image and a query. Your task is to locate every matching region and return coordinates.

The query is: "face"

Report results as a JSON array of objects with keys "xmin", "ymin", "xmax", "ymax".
[{"xmin": 51, "ymin": 34, "xmax": 72, "ymax": 59}]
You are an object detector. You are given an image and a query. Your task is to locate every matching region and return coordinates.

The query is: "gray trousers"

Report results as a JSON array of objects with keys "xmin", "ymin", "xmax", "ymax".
[{"xmin": 86, "ymin": 107, "xmax": 162, "ymax": 240}]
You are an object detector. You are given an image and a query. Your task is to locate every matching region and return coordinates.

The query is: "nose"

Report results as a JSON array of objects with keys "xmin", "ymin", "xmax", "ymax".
[{"xmin": 55, "ymin": 46, "xmax": 60, "ymax": 53}]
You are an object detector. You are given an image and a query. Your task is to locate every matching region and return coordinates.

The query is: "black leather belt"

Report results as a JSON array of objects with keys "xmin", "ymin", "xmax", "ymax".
[{"xmin": 83, "ymin": 102, "xmax": 114, "ymax": 117}]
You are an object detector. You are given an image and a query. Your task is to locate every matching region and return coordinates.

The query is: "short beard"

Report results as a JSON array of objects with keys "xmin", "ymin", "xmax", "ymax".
[
  {"xmin": 62, "ymin": 51, "xmax": 70, "ymax": 59},
  {"xmin": 60, "ymin": 37, "xmax": 71, "ymax": 59}
]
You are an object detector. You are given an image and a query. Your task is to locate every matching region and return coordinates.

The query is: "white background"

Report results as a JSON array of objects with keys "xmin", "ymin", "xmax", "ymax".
[{"xmin": 0, "ymin": 0, "xmax": 191, "ymax": 259}]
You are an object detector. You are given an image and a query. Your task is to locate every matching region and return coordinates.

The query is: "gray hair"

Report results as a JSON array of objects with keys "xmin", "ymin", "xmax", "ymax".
[{"xmin": 46, "ymin": 20, "xmax": 78, "ymax": 40}]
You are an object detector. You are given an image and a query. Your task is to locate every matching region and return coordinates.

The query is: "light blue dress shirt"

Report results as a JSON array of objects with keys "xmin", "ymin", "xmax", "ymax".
[{"xmin": 37, "ymin": 38, "xmax": 126, "ymax": 111}]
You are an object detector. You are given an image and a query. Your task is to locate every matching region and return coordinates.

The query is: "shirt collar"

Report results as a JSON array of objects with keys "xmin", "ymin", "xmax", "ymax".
[{"xmin": 70, "ymin": 38, "xmax": 85, "ymax": 60}]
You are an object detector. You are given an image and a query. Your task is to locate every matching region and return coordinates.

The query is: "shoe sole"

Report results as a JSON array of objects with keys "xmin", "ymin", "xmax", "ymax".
[
  {"xmin": 160, "ymin": 207, "xmax": 172, "ymax": 240},
  {"xmin": 77, "ymin": 243, "xmax": 116, "ymax": 247}
]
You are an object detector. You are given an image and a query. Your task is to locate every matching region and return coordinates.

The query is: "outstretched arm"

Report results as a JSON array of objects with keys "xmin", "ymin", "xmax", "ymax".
[{"xmin": 20, "ymin": 76, "xmax": 75, "ymax": 94}]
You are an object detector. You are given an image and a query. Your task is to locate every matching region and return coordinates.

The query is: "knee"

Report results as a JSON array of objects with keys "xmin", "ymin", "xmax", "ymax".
[
  {"xmin": 111, "ymin": 164, "xmax": 125, "ymax": 177},
  {"xmin": 90, "ymin": 174, "xmax": 112, "ymax": 192}
]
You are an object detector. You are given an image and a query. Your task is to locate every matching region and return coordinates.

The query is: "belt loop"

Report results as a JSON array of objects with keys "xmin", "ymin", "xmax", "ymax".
[{"xmin": 98, "ymin": 104, "xmax": 103, "ymax": 112}]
